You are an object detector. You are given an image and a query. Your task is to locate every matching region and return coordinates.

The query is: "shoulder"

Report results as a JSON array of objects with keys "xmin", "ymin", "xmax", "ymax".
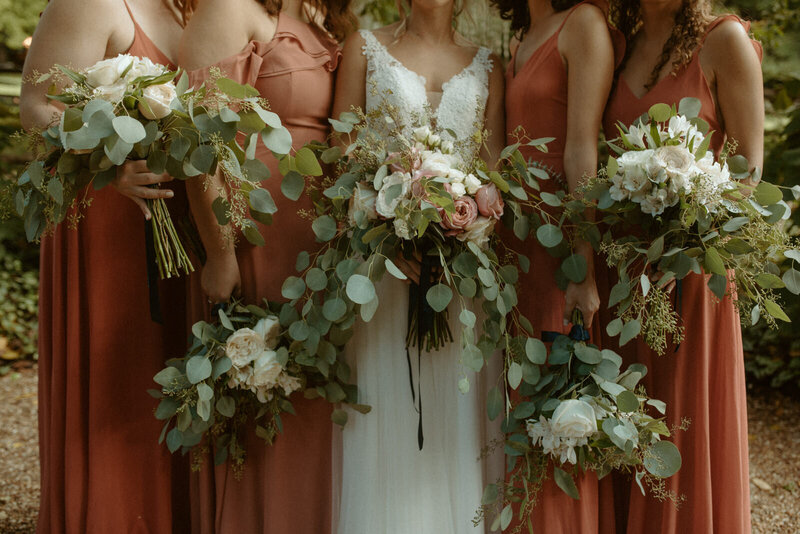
[
  {"xmin": 701, "ymin": 16, "xmax": 761, "ymax": 69},
  {"xmin": 562, "ymin": 2, "xmax": 609, "ymax": 34},
  {"xmin": 41, "ymin": 0, "xmax": 124, "ymax": 23},
  {"xmin": 340, "ymin": 30, "xmax": 369, "ymax": 59}
]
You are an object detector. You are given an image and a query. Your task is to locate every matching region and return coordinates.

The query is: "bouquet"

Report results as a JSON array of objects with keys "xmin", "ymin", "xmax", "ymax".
[
  {"xmin": 152, "ymin": 300, "xmax": 366, "ymax": 470},
  {"xmin": 280, "ymin": 103, "xmax": 551, "ymax": 397},
  {"xmin": 481, "ymin": 315, "xmax": 683, "ymax": 531},
  {"xmin": 574, "ymin": 98, "xmax": 798, "ymax": 354},
  {"xmin": 13, "ymin": 54, "xmax": 295, "ymax": 278}
]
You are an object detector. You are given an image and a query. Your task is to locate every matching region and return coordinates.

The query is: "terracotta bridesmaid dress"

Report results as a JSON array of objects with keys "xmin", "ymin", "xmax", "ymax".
[
  {"xmin": 503, "ymin": 1, "xmax": 619, "ymax": 532},
  {"xmin": 187, "ymin": 14, "xmax": 339, "ymax": 534},
  {"xmin": 37, "ymin": 3, "xmax": 190, "ymax": 534},
  {"xmin": 599, "ymin": 15, "xmax": 762, "ymax": 534}
]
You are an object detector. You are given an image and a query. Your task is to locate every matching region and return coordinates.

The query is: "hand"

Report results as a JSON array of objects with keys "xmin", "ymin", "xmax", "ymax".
[
  {"xmin": 649, "ymin": 270, "xmax": 677, "ymax": 294},
  {"xmin": 202, "ymin": 253, "xmax": 241, "ymax": 304},
  {"xmin": 564, "ymin": 276, "xmax": 600, "ymax": 328},
  {"xmin": 112, "ymin": 160, "xmax": 174, "ymax": 219},
  {"xmin": 394, "ymin": 254, "xmax": 421, "ymax": 285}
]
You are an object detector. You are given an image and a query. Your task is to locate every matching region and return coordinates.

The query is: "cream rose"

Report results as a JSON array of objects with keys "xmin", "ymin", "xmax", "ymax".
[
  {"xmin": 253, "ymin": 316, "xmax": 281, "ymax": 349},
  {"xmin": 138, "ymin": 83, "xmax": 176, "ymax": 120},
  {"xmin": 92, "ymin": 81, "xmax": 127, "ymax": 103},
  {"xmin": 85, "ymin": 55, "xmax": 130, "ymax": 87},
  {"xmin": 419, "ymin": 151, "xmax": 455, "ymax": 178},
  {"xmin": 249, "ymin": 350, "xmax": 283, "ymax": 389},
  {"xmin": 276, "ymin": 373, "xmax": 303, "ymax": 396},
  {"xmin": 550, "ymin": 399, "xmax": 598, "ymax": 439},
  {"xmin": 457, "ymin": 216, "xmax": 495, "ymax": 249},
  {"xmin": 464, "ymin": 174, "xmax": 482, "ymax": 195},
  {"xmin": 652, "ymin": 145, "xmax": 696, "ymax": 181},
  {"xmin": 225, "ymin": 328, "xmax": 266, "ymax": 369}
]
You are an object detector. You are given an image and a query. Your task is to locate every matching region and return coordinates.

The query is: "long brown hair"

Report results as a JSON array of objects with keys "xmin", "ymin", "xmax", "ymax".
[
  {"xmin": 611, "ymin": 0, "xmax": 713, "ymax": 89},
  {"xmin": 490, "ymin": 0, "xmax": 583, "ymax": 38},
  {"xmin": 173, "ymin": 0, "xmax": 356, "ymax": 41}
]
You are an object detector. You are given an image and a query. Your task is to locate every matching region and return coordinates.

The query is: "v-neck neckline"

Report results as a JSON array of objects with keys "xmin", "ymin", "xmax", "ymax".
[{"xmin": 366, "ymin": 32, "xmax": 483, "ymax": 115}]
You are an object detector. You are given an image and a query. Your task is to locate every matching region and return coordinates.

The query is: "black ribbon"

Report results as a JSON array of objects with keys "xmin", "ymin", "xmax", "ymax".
[
  {"xmin": 405, "ymin": 252, "xmax": 436, "ymax": 451},
  {"xmin": 144, "ymin": 220, "xmax": 163, "ymax": 324},
  {"xmin": 542, "ymin": 309, "xmax": 590, "ymax": 343}
]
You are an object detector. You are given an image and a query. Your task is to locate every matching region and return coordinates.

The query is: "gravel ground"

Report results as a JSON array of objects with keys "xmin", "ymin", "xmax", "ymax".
[{"xmin": 0, "ymin": 365, "xmax": 798, "ymax": 533}]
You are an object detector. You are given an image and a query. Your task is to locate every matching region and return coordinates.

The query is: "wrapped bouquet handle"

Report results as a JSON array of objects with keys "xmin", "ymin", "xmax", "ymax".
[{"xmin": 542, "ymin": 308, "xmax": 590, "ymax": 343}]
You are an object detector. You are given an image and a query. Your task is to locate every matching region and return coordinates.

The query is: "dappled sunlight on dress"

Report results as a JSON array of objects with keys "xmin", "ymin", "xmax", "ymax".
[
  {"xmin": 186, "ymin": 14, "xmax": 339, "ymax": 534},
  {"xmin": 599, "ymin": 15, "xmax": 761, "ymax": 534},
  {"xmin": 36, "ymin": 5, "xmax": 190, "ymax": 533},
  {"xmin": 503, "ymin": 1, "xmax": 621, "ymax": 532}
]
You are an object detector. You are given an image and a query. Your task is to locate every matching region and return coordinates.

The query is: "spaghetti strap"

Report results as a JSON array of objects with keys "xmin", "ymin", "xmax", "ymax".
[{"xmin": 121, "ymin": 0, "xmax": 138, "ymax": 28}]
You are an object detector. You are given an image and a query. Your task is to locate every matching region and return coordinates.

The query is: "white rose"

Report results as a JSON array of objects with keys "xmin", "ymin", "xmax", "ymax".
[
  {"xmin": 413, "ymin": 126, "xmax": 432, "ymax": 143},
  {"xmin": 450, "ymin": 181, "xmax": 467, "ymax": 198},
  {"xmin": 428, "ymin": 133, "xmax": 441, "ymax": 147},
  {"xmin": 225, "ymin": 327, "xmax": 266, "ymax": 369},
  {"xmin": 652, "ymin": 145, "xmax": 696, "ymax": 183},
  {"xmin": 125, "ymin": 57, "xmax": 166, "ymax": 82},
  {"xmin": 138, "ymin": 83, "xmax": 176, "ymax": 120},
  {"xmin": 253, "ymin": 316, "xmax": 281, "ymax": 349},
  {"xmin": 419, "ymin": 151, "xmax": 455, "ymax": 178},
  {"xmin": 393, "ymin": 217, "xmax": 413, "ymax": 240},
  {"xmin": 550, "ymin": 399, "xmax": 598, "ymax": 440},
  {"xmin": 448, "ymin": 168, "xmax": 466, "ymax": 182},
  {"xmin": 464, "ymin": 174, "xmax": 482, "ymax": 195},
  {"xmin": 441, "ymin": 140, "xmax": 455, "ymax": 154},
  {"xmin": 457, "ymin": 216, "xmax": 495, "ymax": 249},
  {"xmin": 249, "ymin": 350, "xmax": 283, "ymax": 389},
  {"xmin": 348, "ymin": 181, "xmax": 379, "ymax": 225},
  {"xmin": 617, "ymin": 150, "xmax": 652, "ymax": 201},
  {"xmin": 92, "ymin": 81, "xmax": 128, "ymax": 103},
  {"xmin": 375, "ymin": 171, "xmax": 411, "ymax": 218},
  {"xmin": 85, "ymin": 63, "xmax": 121, "ymax": 88}
]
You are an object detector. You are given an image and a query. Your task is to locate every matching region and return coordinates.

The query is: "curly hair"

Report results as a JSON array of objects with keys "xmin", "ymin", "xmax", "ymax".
[
  {"xmin": 610, "ymin": 0, "xmax": 714, "ymax": 89},
  {"xmin": 490, "ymin": 0, "xmax": 583, "ymax": 38},
  {"xmin": 172, "ymin": 0, "xmax": 357, "ymax": 42}
]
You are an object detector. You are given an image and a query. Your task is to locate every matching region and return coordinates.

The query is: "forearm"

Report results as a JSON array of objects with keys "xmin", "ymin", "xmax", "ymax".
[{"xmin": 186, "ymin": 173, "xmax": 236, "ymax": 260}]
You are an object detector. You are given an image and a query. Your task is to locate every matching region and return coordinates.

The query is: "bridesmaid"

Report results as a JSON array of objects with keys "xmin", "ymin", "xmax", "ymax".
[
  {"xmin": 20, "ymin": 0, "xmax": 191, "ymax": 532},
  {"xmin": 177, "ymin": 0, "xmax": 354, "ymax": 532},
  {"xmin": 492, "ymin": 0, "xmax": 620, "ymax": 530},
  {"xmin": 602, "ymin": 0, "xmax": 762, "ymax": 532}
]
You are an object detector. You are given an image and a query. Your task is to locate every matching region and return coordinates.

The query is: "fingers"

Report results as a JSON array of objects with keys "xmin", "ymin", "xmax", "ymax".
[
  {"xmin": 581, "ymin": 308, "xmax": 596, "ymax": 328},
  {"xmin": 123, "ymin": 159, "xmax": 150, "ymax": 173},
  {"xmin": 394, "ymin": 257, "xmax": 420, "ymax": 285},
  {"xmin": 131, "ymin": 197, "xmax": 152, "ymax": 220},
  {"xmin": 128, "ymin": 186, "xmax": 175, "ymax": 200}
]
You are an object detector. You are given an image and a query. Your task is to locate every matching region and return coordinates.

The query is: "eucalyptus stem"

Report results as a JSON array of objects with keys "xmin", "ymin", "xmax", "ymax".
[{"xmin": 147, "ymin": 189, "xmax": 195, "ymax": 279}]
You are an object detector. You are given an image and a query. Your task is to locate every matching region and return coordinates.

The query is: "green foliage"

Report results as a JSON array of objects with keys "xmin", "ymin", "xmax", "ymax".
[
  {"xmin": 0, "ymin": 239, "xmax": 38, "ymax": 368},
  {"xmin": 0, "ymin": 0, "xmax": 47, "ymax": 50}
]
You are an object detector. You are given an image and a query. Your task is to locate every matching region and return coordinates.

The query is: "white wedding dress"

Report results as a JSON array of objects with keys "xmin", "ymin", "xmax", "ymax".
[{"xmin": 332, "ymin": 30, "xmax": 503, "ymax": 534}]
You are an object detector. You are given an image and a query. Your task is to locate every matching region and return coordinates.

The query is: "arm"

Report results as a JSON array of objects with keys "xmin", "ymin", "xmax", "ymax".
[
  {"xmin": 481, "ymin": 54, "xmax": 506, "ymax": 168},
  {"xmin": 559, "ymin": 4, "xmax": 616, "ymax": 327},
  {"xmin": 20, "ymin": 0, "xmax": 173, "ymax": 218},
  {"xmin": 20, "ymin": 0, "xmax": 121, "ymax": 129},
  {"xmin": 702, "ymin": 20, "xmax": 764, "ymax": 172},
  {"xmin": 331, "ymin": 31, "xmax": 367, "ymax": 130}
]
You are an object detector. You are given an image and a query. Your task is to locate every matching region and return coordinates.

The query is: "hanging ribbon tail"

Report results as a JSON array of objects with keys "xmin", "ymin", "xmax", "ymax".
[
  {"xmin": 405, "ymin": 251, "xmax": 436, "ymax": 451},
  {"xmin": 144, "ymin": 220, "xmax": 163, "ymax": 324},
  {"xmin": 673, "ymin": 278, "xmax": 683, "ymax": 353}
]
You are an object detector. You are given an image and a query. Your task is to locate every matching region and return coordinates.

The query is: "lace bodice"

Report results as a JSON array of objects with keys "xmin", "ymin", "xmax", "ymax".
[{"xmin": 360, "ymin": 29, "xmax": 493, "ymax": 163}]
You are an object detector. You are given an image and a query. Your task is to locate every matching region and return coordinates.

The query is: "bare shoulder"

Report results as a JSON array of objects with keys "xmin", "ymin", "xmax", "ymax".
[
  {"xmin": 702, "ymin": 18, "xmax": 757, "ymax": 60},
  {"xmin": 41, "ymin": 0, "xmax": 123, "ymax": 25},
  {"xmin": 562, "ymin": 2, "xmax": 608, "ymax": 33}
]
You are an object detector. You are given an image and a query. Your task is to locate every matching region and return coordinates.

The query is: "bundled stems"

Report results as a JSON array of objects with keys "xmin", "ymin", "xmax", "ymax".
[{"xmin": 148, "ymin": 191, "xmax": 194, "ymax": 279}]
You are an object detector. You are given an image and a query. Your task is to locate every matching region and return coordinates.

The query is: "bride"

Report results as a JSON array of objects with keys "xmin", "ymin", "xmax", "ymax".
[{"xmin": 331, "ymin": 1, "xmax": 505, "ymax": 532}]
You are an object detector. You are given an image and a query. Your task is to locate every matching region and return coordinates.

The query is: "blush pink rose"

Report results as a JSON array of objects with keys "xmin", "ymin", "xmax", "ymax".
[
  {"xmin": 475, "ymin": 183, "xmax": 505, "ymax": 220},
  {"xmin": 440, "ymin": 196, "xmax": 478, "ymax": 236}
]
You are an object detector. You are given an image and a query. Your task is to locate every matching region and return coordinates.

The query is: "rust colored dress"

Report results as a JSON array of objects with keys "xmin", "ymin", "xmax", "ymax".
[
  {"xmin": 504, "ymin": 1, "xmax": 620, "ymax": 531},
  {"xmin": 36, "ymin": 5, "xmax": 190, "ymax": 534},
  {"xmin": 599, "ymin": 15, "xmax": 761, "ymax": 534},
  {"xmin": 187, "ymin": 14, "xmax": 339, "ymax": 534}
]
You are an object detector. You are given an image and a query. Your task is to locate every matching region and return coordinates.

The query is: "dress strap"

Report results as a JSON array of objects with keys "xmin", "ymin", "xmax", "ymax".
[{"xmin": 121, "ymin": 0, "xmax": 141, "ymax": 31}]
